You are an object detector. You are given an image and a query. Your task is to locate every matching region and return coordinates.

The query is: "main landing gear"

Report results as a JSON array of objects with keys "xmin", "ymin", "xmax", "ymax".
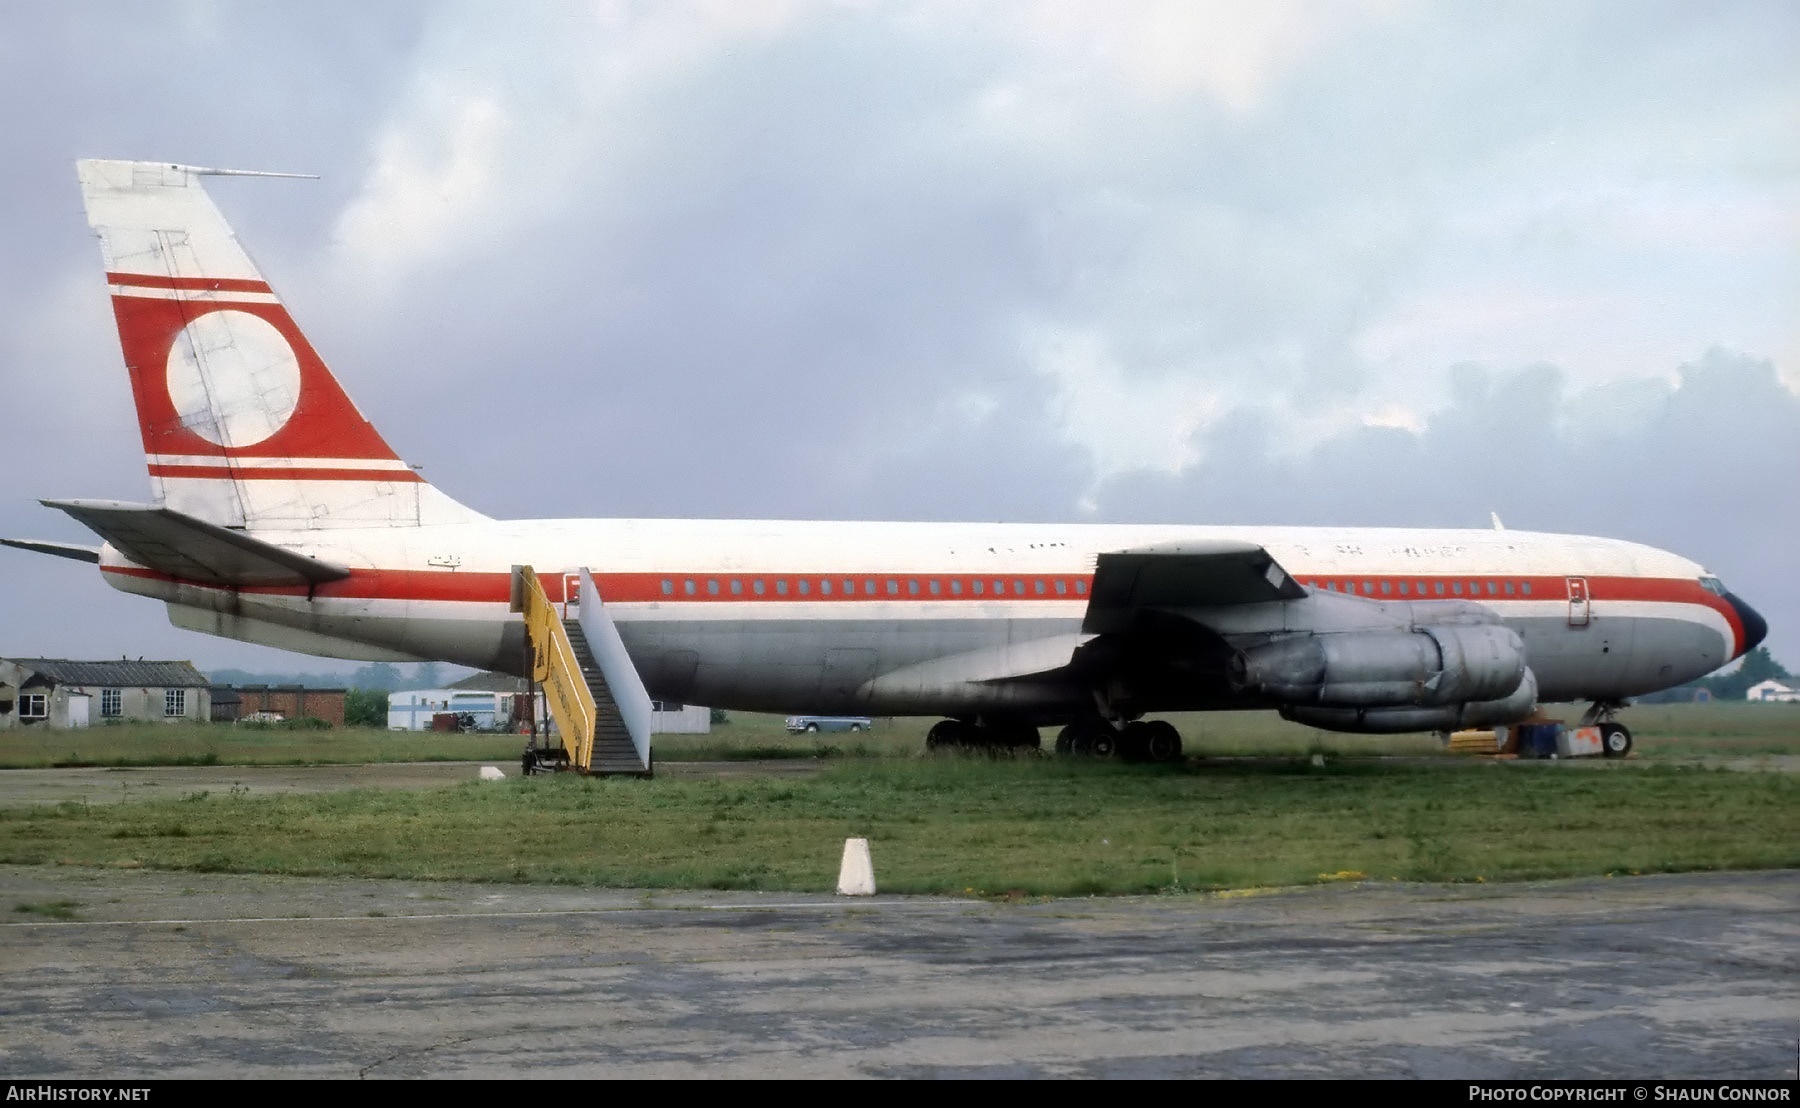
[
  {"xmin": 1581, "ymin": 700, "xmax": 1634, "ymax": 758},
  {"xmin": 1053, "ymin": 717, "xmax": 1184, "ymax": 764}
]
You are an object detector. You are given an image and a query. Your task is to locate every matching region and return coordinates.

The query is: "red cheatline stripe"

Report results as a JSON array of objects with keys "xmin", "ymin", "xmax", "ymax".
[
  {"xmin": 95, "ymin": 564, "xmax": 1744, "ymax": 645},
  {"xmin": 149, "ymin": 464, "xmax": 425, "ymax": 483},
  {"xmin": 106, "ymin": 272, "xmax": 273, "ymax": 294}
]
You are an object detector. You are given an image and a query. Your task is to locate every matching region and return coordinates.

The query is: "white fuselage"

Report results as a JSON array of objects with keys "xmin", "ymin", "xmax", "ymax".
[{"xmin": 99, "ymin": 517, "xmax": 1747, "ymax": 717}]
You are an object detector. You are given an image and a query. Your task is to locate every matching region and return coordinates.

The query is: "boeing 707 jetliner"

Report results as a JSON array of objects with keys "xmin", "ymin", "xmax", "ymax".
[{"xmin": 1, "ymin": 160, "xmax": 1768, "ymax": 759}]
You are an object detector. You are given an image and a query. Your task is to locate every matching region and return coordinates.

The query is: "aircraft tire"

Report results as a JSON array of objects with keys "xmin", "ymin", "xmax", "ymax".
[
  {"xmin": 926, "ymin": 720, "xmax": 969, "ymax": 751},
  {"xmin": 1143, "ymin": 720, "xmax": 1183, "ymax": 764},
  {"xmin": 1599, "ymin": 722, "xmax": 1632, "ymax": 758}
]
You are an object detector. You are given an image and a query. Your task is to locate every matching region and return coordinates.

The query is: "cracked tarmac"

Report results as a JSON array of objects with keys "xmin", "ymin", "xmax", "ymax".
[{"xmin": 2, "ymin": 865, "xmax": 1794, "ymax": 1078}]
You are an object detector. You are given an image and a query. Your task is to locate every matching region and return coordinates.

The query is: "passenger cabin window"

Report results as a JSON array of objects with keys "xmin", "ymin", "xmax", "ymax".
[
  {"xmin": 1034, "ymin": 580, "xmax": 1045, "ymax": 596},
  {"xmin": 684, "ymin": 579, "xmax": 696, "ymax": 596},
  {"xmin": 1054, "ymin": 579, "xmax": 1067, "ymax": 596},
  {"xmin": 1522, "ymin": 581, "xmax": 1533, "ymax": 596},
  {"xmin": 886, "ymin": 580, "xmax": 899, "ymax": 597},
  {"xmin": 929, "ymin": 580, "xmax": 940, "ymax": 596},
  {"xmin": 730, "ymin": 579, "xmax": 743, "ymax": 596},
  {"xmin": 661, "ymin": 579, "xmax": 673, "ymax": 596},
  {"xmin": 752, "ymin": 580, "xmax": 765, "ymax": 596},
  {"xmin": 707, "ymin": 580, "xmax": 720, "ymax": 596},
  {"xmin": 973, "ymin": 580, "xmax": 985, "ymax": 596},
  {"xmin": 1398, "ymin": 581, "xmax": 1409, "ymax": 595},
  {"xmin": 950, "ymin": 580, "xmax": 962, "ymax": 596},
  {"xmin": 1452, "ymin": 582, "xmax": 1463, "ymax": 595},
  {"xmin": 819, "ymin": 580, "xmax": 831, "ymax": 596},
  {"xmin": 908, "ymin": 580, "xmax": 920, "ymax": 596},
  {"xmin": 775, "ymin": 580, "xmax": 788, "ymax": 596},
  {"xmin": 1075, "ymin": 580, "xmax": 1087, "ymax": 596}
]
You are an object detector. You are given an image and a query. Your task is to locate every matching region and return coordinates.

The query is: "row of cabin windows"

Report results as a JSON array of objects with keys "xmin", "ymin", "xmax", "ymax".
[
  {"xmin": 1303, "ymin": 578, "xmax": 1535, "ymax": 598},
  {"xmin": 658, "ymin": 577, "xmax": 1092, "ymax": 600}
]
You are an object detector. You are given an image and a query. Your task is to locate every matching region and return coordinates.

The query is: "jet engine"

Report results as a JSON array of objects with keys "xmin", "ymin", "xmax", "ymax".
[
  {"xmin": 1281, "ymin": 667, "xmax": 1539, "ymax": 733},
  {"xmin": 1230, "ymin": 624, "xmax": 1527, "ymax": 709}
]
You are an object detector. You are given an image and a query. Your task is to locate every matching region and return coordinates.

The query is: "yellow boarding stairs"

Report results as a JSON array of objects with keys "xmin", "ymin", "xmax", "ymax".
[{"xmin": 510, "ymin": 566, "xmax": 653, "ymax": 776}]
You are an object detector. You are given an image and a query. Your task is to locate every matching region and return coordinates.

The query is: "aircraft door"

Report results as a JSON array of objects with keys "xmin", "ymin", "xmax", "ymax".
[
  {"xmin": 1566, "ymin": 577, "xmax": 1590, "ymax": 627},
  {"xmin": 561, "ymin": 573, "xmax": 581, "ymax": 621}
]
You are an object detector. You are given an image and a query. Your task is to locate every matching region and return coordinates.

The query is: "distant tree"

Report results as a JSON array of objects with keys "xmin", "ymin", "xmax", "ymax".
[
  {"xmin": 414, "ymin": 661, "xmax": 443, "ymax": 689},
  {"xmin": 1711, "ymin": 647, "xmax": 1790, "ymax": 700},
  {"xmin": 347, "ymin": 662, "xmax": 404, "ymax": 691},
  {"xmin": 344, "ymin": 688, "xmax": 389, "ymax": 728}
]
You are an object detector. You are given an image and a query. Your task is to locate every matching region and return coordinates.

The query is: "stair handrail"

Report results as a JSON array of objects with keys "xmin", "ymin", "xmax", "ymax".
[
  {"xmin": 509, "ymin": 565, "xmax": 597, "ymax": 770},
  {"xmin": 576, "ymin": 567, "xmax": 654, "ymax": 769}
]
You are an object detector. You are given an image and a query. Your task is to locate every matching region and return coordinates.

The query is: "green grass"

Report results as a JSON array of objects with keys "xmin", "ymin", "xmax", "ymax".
[
  {"xmin": 0, "ymin": 723, "xmax": 523, "ymax": 769},
  {"xmin": 12, "ymin": 898, "xmax": 83, "ymax": 920},
  {"xmin": 2, "ymin": 758, "xmax": 1793, "ymax": 896}
]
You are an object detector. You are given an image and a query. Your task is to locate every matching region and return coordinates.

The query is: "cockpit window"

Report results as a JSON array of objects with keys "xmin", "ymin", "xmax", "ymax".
[{"xmin": 1699, "ymin": 576, "xmax": 1727, "ymax": 595}]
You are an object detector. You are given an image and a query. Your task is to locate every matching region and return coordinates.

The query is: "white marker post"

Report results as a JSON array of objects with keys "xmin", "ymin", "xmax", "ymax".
[{"xmin": 836, "ymin": 838, "xmax": 876, "ymax": 896}]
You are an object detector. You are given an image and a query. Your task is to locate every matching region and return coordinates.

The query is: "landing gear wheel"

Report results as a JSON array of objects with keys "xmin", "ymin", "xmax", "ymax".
[
  {"xmin": 1055, "ymin": 727, "xmax": 1075, "ymax": 755},
  {"xmin": 1599, "ymin": 722, "xmax": 1632, "ymax": 758},
  {"xmin": 1142, "ymin": 720, "xmax": 1183, "ymax": 764},
  {"xmin": 926, "ymin": 720, "xmax": 968, "ymax": 751}
]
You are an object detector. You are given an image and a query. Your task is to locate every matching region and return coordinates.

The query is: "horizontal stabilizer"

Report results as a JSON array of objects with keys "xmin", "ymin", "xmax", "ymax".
[
  {"xmin": 41, "ymin": 499, "xmax": 350, "ymax": 587},
  {"xmin": 1084, "ymin": 540, "xmax": 1305, "ymax": 634},
  {"xmin": 0, "ymin": 538, "xmax": 102, "ymax": 564}
]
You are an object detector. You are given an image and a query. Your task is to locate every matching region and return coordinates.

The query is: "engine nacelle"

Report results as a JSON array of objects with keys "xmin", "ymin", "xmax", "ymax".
[
  {"xmin": 1283, "ymin": 668, "xmax": 1539, "ymax": 733},
  {"xmin": 1231, "ymin": 624, "xmax": 1526, "ymax": 708}
]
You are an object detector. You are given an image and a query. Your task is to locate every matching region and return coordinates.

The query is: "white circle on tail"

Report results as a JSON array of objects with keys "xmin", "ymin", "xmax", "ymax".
[{"xmin": 165, "ymin": 309, "xmax": 302, "ymax": 447}]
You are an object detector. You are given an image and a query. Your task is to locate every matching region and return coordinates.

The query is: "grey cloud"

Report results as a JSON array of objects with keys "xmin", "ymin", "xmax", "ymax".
[{"xmin": 1093, "ymin": 350, "xmax": 1798, "ymax": 662}]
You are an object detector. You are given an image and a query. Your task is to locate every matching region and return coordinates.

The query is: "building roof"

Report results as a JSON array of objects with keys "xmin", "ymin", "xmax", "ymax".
[{"xmin": 4, "ymin": 658, "xmax": 211, "ymax": 688}]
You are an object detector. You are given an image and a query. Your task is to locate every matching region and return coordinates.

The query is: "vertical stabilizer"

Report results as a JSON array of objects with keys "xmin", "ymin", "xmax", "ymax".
[{"xmin": 76, "ymin": 159, "xmax": 483, "ymax": 530}]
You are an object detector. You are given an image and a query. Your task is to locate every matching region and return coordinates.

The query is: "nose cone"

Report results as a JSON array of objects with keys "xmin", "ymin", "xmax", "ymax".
[{"xmin": 1725, "ymin": 591, "xmax": 1768, "ymax": 658}]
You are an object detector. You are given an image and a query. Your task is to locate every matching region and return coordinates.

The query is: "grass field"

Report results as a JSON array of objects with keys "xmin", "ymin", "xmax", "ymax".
[
  {"xmin": 2, "ymin": 758, "xmax": 1794, "ymax": 896},
  {"xmin": 3, "ymin": 701, "xmax": 1794, "ymax": 768},
  {"xmin": 2, "ymin": 703, "xmax": 1792, "ymax": 896}
]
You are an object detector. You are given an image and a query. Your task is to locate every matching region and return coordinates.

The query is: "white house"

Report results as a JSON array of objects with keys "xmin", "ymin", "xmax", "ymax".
[{"xmin": 1746, "ymin": 679, "xmax": 1800, "ymax": 703}]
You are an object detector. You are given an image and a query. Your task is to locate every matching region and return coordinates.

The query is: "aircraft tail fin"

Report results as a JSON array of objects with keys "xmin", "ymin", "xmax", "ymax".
[{"xmin": 76, "ymin": 159, "xmax": 485, "ymax": 530}]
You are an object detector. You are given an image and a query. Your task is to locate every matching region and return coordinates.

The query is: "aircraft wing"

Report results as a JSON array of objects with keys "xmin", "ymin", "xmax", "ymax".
[
  {"xmin": 40, "ymin": 499, "xmax": 350, "ymax": 588},
  {"xmin": 1082, "ymin": 540, "xmax": 1305, "ymax": 634}
]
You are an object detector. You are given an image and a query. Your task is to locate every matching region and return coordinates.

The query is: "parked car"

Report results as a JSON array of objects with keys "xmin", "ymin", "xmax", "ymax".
[{"xmin": 784, "ymin": 715, "xmax": 872, "ymax": 734}]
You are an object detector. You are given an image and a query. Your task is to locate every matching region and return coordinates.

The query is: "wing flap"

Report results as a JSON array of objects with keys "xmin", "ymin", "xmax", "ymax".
[
  {"xmin": 1083, "ymin": 540, "xmax": 1305, "ymax": 633},
  {"xmin": 41, "ymin": 499, "xmax": 350, "ymax": 587}
]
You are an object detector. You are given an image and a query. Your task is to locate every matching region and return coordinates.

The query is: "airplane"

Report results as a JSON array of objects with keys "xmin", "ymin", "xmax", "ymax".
[{"xmin": 0, "ymin": 159, "xmax": 1768, "ymax": 762}]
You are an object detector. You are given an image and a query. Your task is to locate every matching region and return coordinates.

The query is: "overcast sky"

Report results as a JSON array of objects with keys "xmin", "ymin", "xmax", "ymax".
[{"xmin": 2, "ymin": 0, "xmax": 1795, "ymax": 675}]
